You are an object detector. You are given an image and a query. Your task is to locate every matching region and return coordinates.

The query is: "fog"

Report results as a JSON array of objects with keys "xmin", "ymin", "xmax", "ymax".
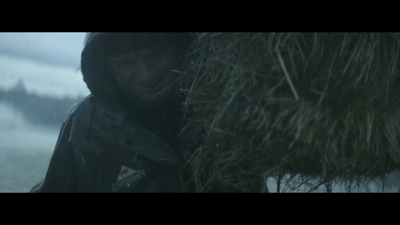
[
  {"xmin": 0, "ymin": 33, "xmax": 84, "ymax": 68},
  {"xmin": 0, "ymin": 54, "xmax": 88, "ymax": 99},
  {"xmin": 0, "ymin": 102, "xmax": 58, "ymax": 192},
  {"xmin": 0, "ymin": 32, "xmax": 398, "ymax": 192},
  {"xmin": 266, "ymin": 173, "xmax": 400, "ymax": 193},
  {"xmin": 0, "ymin": 32, "xmax": 86, "ymax": 192},
  {"xmin": 1, "ymin": 99, "xmax": 399, "ymax": 192}
]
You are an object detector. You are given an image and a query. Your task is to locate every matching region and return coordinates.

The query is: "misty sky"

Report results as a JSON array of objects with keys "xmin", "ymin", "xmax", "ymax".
[
  {"xmin": 0, "ymin": 32, "xmax": 90, "ymax": 98},
  {"xmin": 0, "ymin": 33, "xmax": 88, "ymax": 191}
]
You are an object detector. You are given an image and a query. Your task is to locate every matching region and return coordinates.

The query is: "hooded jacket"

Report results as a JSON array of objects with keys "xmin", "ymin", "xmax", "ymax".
[{"xmin": 30, "ymin": 33, "xmax": 197, "ymax": 192}]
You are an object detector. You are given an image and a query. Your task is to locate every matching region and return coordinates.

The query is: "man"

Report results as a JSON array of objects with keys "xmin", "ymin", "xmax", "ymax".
[{"xmin": 30, "ymin": 32, "xmax": 196, "ymax": 192}]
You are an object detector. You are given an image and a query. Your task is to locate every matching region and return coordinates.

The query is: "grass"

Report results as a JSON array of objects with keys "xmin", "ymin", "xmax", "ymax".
[{"xmin": 179, "ymin": 33, "xmax": 400, "ymax": 192}]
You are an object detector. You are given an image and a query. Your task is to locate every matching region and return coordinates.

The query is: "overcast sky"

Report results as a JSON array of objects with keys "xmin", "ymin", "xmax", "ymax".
[{"xmin": 0, "ymin": 32, "xmax": 90, "ymax": 98}]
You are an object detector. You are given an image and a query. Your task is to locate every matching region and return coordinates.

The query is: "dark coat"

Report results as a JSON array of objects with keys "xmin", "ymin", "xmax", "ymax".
[
  {"xmin": 30, "ymin": 33, "xmax": 197, "ymax": 192},
  {"xmin": 31, "ymin": 95, "xmax": 195, "ymax": 192}
]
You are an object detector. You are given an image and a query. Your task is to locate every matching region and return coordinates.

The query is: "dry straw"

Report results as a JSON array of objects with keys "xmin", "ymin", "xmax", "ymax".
[{"xmin": 179, "ymin": 33, "xmax": 400, "ymax": 192}]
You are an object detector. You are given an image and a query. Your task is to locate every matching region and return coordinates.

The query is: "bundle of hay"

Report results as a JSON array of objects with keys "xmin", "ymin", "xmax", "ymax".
[{"xmin": 179, "ymin": 33, "xmax": 400, "ymax": 192}]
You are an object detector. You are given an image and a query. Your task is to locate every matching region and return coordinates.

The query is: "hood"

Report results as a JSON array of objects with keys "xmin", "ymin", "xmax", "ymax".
[
  {"xmin": 81, "ymin": 32, "xmax": 124, "ymax": 111},
  {"xmin": 80, "ymin": 32, "xmax": 192, "ymax": 113},
  {"xmin": 80, "ymin": 32, "xmax": 193, "ymax": 145}
]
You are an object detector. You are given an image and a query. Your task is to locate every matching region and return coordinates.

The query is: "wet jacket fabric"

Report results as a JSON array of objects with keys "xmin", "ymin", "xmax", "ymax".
[
  {"xmin": 30, "ymin": 33, "xmax": 196, "ymax": 192},
  {"xmin": 32, "ymin": 95, "xmax": 193, "ymax": 192}
]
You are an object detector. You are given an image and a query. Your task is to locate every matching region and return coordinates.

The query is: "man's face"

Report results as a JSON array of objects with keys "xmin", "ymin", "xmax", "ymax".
[{"xmin": 107, "ymin": 44, "xmax": 179, "ymax": 106}]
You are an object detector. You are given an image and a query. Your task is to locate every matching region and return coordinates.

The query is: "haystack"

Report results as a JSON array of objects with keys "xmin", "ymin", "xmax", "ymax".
[{"xmin": 179, "ymin": 33, "xmax": 400, "ymax": 192}]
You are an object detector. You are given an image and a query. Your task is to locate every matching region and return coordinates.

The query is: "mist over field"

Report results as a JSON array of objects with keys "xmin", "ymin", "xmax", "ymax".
[
  {"xmin": 0, "ymin": 32, "xmax": 86, "ymax": 192},
  {"xmin": 1, "ymin": 32, "xmax": 399, "ymax": 192},
  {"xmin": 0, "ymin": 102, "xmax": 58, "ymax": 192},
  {"xmin": 0, "ymin": 97, "xmax": 399, "ymax": 192},
  {"xmin": 265, "ymin": 173, "xmax": 400, "ymax": 193},
  {"xmin": 0, "ymin": 81, "xmax": 83, "ymax": 192},
  {"xmin": 1, "ymin": 88, "xmax": 399, "ymax": 192}
]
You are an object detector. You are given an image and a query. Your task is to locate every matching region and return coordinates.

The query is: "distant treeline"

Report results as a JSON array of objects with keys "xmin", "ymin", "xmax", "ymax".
[{"xmin": 0, "ymin": 81, "xmax": 85, "ymax": 129}]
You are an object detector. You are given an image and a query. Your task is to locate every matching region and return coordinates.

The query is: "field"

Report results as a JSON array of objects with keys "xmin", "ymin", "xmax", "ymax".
[
  {"xmin": 0, "ymin": 102, "xmax": 57, "ymax": 192},
  {"xmin": 0, "ymin": 102, "xmax": 399, "ymax": 192}
]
